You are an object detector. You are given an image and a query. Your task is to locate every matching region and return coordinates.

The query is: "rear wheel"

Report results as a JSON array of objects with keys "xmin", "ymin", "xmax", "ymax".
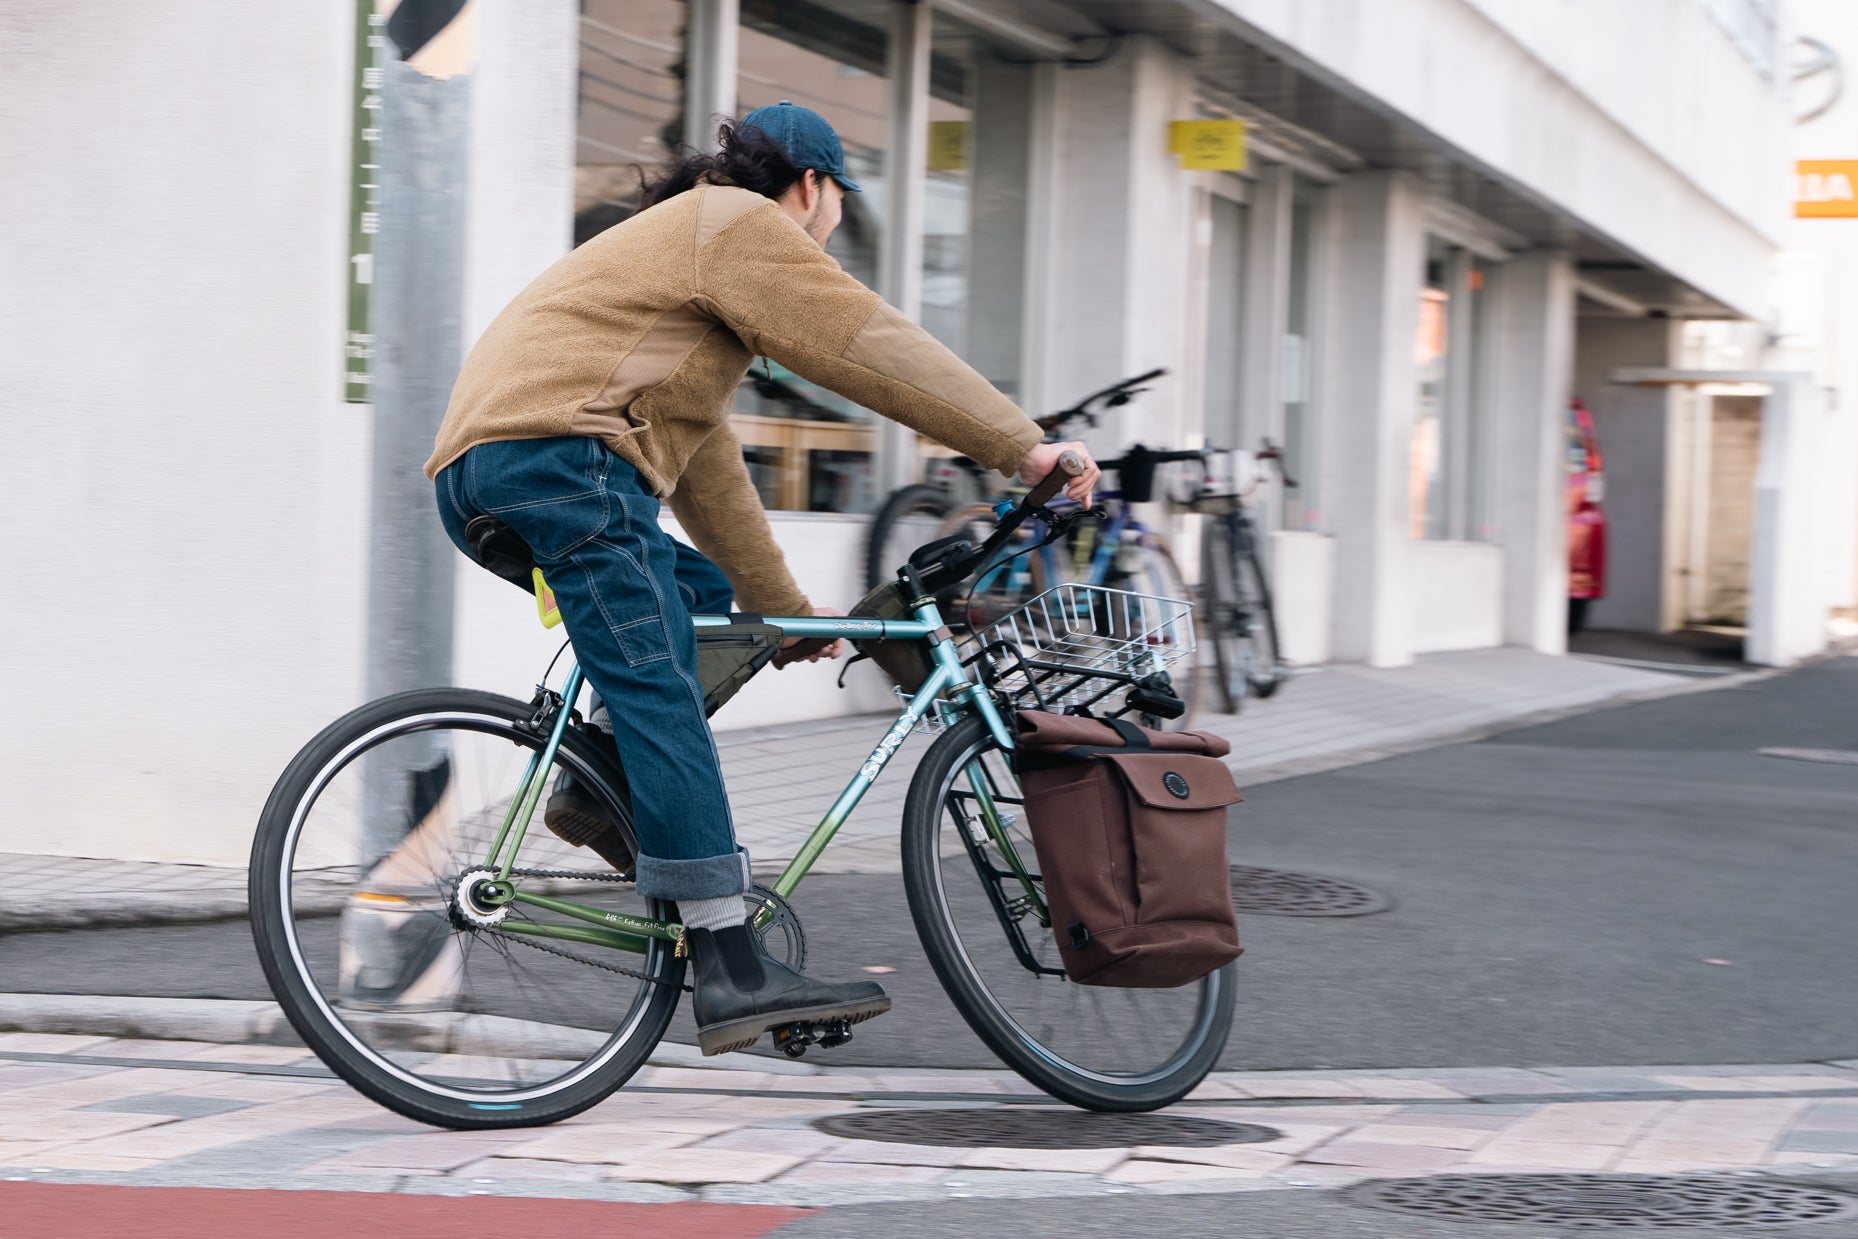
[
  {"xmin": 866, "ymin": 483, "xmax": 957, "ymax": 590},
  {"xmin": 1202, "ymin": 517, "xmax": 1284, "ymax": 713},
  {"xmin": 901, "ymin": 715, "xmax": 1235, "ymax": 1112},
  {"xmin": 248, "ymin": 688, "xmax": 683, "ymax": 1129}
]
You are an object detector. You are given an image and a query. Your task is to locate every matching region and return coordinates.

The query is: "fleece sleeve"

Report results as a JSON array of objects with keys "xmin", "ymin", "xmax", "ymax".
[{"xmin": 695, "ymin": 203, "xmax": 1044, "ymax": 478}]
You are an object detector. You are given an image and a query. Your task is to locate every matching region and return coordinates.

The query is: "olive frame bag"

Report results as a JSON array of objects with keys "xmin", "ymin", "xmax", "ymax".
[{"xmin": 1013, "ymin": 710, "xmax": 1244, "ymax": 988}]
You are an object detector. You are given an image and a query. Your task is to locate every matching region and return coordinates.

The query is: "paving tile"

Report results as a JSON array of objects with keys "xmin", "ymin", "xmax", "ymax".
[
  {"xmin": 1463, "ymin": 1140, "xmax": 1618, "ymax": 1171},
  {"xmin": 0, "ymin": 1034, "xmax": 114, "ymax": 1055},
  {"xmin": 82, "ymin": 1094, "xmax": 258, "ymax": 1119},
  {"xmin": 452, "ymin": 1156, "xmax": 610, "ymax": 1182},
  {"xmin": 1129, "ymin": 1145, "xmax": 1294, "ymax": 1172},
  {"xmin": 1343, "ymin": 1123, "xmax": 1492, "ymax": 1150},
  {"xmin": 498, "ymin": 1125, "xmax": 705, "ymax": 1165},
  {"xmin": 823, "ymin": 1140, "xmax": 970, "ymax": 1167},
  {"xmin": 692, "ymin": 1128, "xmax": 845, "ymax": 1158},
  {"xmin": 1779, "ymin": 1131, "xmax": 1858, "ymax": 1155},
  {"xmin": 776, "ymin": 1161, "xmax": 945, "ymax": 1185},
  {"xmin": 1300, "ymin": 1141, "xmax": 1466, "ymax": 1171},
  {"xmin": 605, "ymin": 1148, "xmax": 804, "ymax": 1184},
  {"xmin": 0, "ymin": 1150, "xmax": 163, "ymax": 1172},
  {"xmin": 1106, "ymin": 1158, "xmax": 1271, "ymax": 1184},
  {"xmin": 1798, "ymin": 1104, "xmax": 1858, "ymax": 1132},
  {"xmin": 0, "ymin": 1107, "xmax": 173, "ymax": 1141},
  {"xmin": 956, "ymin": 1146, "xmax": 1128, "ymax": 1174},
  {"xmin": 1341, "ymin": 1079, "xmax": 1466, "ymax": 1100},
  {"xmin": 191, "ymin": 1045, "xmax": 318, "ymax": 1067}
]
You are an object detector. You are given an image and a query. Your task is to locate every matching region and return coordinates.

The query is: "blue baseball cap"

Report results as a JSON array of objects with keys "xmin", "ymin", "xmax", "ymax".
[{"xmin": 739, "ymin": 100, "xmax": 862, "ymax": 192}]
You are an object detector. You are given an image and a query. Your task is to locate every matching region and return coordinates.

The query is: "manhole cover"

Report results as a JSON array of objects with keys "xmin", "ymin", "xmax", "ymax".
[
  {"xmin": 1346, "ymin": 1174, "xmax": 1858, "ymax": 1229},
  {"xmin": 1759, "ymin": 747, "xmax": 1858, "ymax": 766},
  {"xmin": 813, "ymin": 1108, "xmax": 1280, "ymax": 1149},
  {"xmin": 1230, "ymin": 866, "xmax": 1393, "ymax": 917}
]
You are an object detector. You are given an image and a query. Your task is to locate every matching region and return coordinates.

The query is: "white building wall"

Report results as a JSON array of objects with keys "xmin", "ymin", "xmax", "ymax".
[
  {"xmin": 1788, "ymin": 0, "xmax": 1858, "ymax": 614},
  {"xmin": 1409, "ymin": 543, "xmax": 1506, "ymax": 652},
  {"xmin": 1206, "ymin": 0, "xmax": 1785, "ymax": 316},
  {"xmin": 0, "ymin": 3, "xmax": 367, "ymax": 864}
]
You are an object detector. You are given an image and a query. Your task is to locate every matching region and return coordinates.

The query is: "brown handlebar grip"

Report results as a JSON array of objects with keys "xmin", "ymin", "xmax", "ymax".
[{"xmin": 1023, "ymin": 449, "xmax": 1085, "ymax": 510}]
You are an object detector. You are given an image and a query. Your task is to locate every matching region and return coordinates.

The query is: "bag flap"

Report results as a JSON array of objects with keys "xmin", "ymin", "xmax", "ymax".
[
  {"xmin": 1015, "ymin": 710, "xmax": 1232, "ymax": 759},
  {"xmin": 1097, "ymin": 752, "xmax": 1243, "ymax": 811}
]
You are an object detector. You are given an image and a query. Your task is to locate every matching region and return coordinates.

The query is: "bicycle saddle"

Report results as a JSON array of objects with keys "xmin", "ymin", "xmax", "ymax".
[{"xmin": 464, "ymin": 515, "xmax": 538, "ymax": 593}]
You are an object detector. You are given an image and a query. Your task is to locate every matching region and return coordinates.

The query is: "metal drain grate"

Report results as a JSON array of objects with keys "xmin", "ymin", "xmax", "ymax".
[
  {"xmin": 814, "ymin": 1108, "xmax": 1280, "ymax": 1150},
  {"xmin": 1758, "ymin": 747, "xmax": 1858, "ymax": 766},
  {"xmin": 1345, "ymin": 1174, "xmax": 1858, "ymax": 1229},
  {"xmin": 1230, "ymin": 866, "xmax": 1393, "ymax": 917}
]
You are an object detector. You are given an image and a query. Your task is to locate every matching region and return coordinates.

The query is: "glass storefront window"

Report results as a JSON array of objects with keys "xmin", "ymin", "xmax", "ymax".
[
  {"xmin": 1410, "ymin": 239, "xmax": 1492, "ymax": 541},
  {"xmin": 574, "ymin": 1, "xmax": 685, "ymax": 246},
  {"xmin": 1201, "ymin": 193, "xmax": 1248, "ymax": 449},
  {"xmin": 898, "ymin": 15, "xmax": 1035, "ymax": 481},
  {"xmin": 732, "ymin": 2, "xmax": 891, "ymax": 512}
]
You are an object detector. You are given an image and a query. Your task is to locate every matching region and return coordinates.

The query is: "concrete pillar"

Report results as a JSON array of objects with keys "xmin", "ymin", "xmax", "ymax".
[
  {"xmin": 1573, "ymin": 318, "xmax": 1682, "ymax": 632},
  {"xmin": 1031, "ymin": 37, "xmax": 1197, "ymax": 450},
  {"xmin": 1490, "ymin": 250, "xmax": 1576, "ymax": 653},
  {"xmin": 1321, "ymin": 171, "xmax": 1427, "ymax": 667},
  {"xmin": 1748, "ymin": 375, "xmax": 1832, "ymax": 665}
]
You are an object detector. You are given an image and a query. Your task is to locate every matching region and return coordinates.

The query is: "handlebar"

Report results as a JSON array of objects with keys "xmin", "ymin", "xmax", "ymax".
[
  {"xmin": 1034, "ymin": 369, "xmax": 1166, "ymax": 434},
  {"xmin": 903, "ymin": 451, "xmax": 1086, "ymax": 595}
]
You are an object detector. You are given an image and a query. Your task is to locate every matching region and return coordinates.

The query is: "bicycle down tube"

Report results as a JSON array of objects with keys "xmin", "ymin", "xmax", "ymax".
[{"xmin": 486, "ymin": 604, "xmax": 1026, "ymax": 955}]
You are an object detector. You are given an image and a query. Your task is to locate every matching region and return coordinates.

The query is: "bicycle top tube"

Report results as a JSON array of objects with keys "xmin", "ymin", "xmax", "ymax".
[{"xmin": 688, "ymin": 614, "xmax": 941, "ymax": 640}]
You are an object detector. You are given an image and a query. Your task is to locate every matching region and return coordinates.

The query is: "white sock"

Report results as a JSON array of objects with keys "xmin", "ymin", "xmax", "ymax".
[{"xmin": 680, "ymin": 894, "xmax": 748, "ymax": 934}]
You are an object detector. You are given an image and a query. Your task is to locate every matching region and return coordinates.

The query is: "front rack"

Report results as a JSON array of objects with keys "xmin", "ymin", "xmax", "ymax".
[{"xmin": 958, "ymin": 582, "xmax": 1195, "ymax": 714}]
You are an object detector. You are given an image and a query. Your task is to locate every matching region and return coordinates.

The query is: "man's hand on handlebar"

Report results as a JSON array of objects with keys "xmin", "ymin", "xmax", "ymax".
[{"xmin": 1019, "ymin": 441, "xmax": 1099, "ymax": 509}]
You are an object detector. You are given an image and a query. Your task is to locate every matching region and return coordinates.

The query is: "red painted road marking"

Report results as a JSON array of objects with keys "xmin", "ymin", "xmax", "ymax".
[{"xmin": 0, "ymin": 1182, "xmax": 810, "ymax": 1239}]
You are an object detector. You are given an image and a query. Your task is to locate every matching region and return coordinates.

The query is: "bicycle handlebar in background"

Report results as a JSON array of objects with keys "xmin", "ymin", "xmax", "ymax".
[{"xmin": 1034, "ymin": 369, "xmax": 1167, "ymax": 434}]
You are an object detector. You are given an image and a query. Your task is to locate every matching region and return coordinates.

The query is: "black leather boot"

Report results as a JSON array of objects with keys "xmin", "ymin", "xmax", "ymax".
[
  {"xmin": 686, "ymin": 923, "xmax": 892, "ymax": 1055},
  {"xmin": 544, "ymin": 768, "xmax": 635, "ymax": 877}
]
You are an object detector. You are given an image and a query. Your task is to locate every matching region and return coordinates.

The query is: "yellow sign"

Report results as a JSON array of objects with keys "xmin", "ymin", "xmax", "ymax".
[
  {"xmin": 928, "ymin": 121, "xmax": 969, "ymax": 172},
  {"xmin": 1169, "ymin": 119, "xmax": 1247, "ymax": 172},
  {"xmin": 1796, "ymin": 160, "xmax": 1858, "ymax": 218}
]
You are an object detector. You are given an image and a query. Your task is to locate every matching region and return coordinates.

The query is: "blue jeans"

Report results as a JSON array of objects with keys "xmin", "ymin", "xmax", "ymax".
[{"xmin": 435, "ymin": 436, "xmax": 749, "ymax": 901}]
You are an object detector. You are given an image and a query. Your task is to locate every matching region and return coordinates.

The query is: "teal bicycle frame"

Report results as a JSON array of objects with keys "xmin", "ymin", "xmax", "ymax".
[{"xmin": 475, "ymin": 593, "xmax": 1034, "ymax": 958}]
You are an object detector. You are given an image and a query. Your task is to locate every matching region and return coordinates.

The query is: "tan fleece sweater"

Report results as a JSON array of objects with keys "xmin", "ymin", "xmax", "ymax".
[{"xmin": 426, "ymin": 184, "xmax": 1043, "ymax": 615}]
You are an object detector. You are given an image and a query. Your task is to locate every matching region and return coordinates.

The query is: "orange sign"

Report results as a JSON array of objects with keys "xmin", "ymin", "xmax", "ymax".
[{"xmin": 1796, "ymin": 160, "xmax": 1858, "ymax": 218}]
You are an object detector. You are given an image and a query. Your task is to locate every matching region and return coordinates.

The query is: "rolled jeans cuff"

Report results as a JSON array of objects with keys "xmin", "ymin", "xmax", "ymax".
[{"xmin": 635, "ymin": 847, "xmax": 752, "ymax": 901}]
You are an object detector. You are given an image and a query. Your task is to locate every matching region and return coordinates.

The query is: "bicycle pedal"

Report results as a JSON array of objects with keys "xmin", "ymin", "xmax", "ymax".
[
  {"xmin": 816, "ymin": 1019, "xmax": 855, "ymax": 1050},
  {"xmin": 772, "ymin": 1024, "xmax": 813, "ymax": 1058}
]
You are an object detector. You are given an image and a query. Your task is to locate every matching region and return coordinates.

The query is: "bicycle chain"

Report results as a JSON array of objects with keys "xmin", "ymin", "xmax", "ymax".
[{"xmin": 478, "ymin": 867, "xmax": 691, "ymax": 992}]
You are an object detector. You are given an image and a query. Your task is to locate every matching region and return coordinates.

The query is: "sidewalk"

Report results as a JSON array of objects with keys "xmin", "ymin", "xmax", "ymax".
[
  {"xmin": 0, "ymin": 1024, "xmax": 1853, "ymax": 1205},
  {"xmin": 2, "ymin": 647, "xmax": 1712, "ymax": 930}
]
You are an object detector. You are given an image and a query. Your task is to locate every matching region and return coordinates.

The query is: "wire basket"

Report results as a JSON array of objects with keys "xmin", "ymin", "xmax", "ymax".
[{"xmin": 959, "ymin": 582, "xmax": 1196, "ymax": 713}]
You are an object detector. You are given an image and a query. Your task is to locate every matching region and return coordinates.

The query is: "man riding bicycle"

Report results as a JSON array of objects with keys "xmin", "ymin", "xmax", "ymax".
[{"xmin": 425, "ymin": 102, "xmax": 1097, "ymax": 1055}]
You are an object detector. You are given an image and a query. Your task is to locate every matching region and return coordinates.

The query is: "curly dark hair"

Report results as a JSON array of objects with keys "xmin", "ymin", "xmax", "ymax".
[{"xmin": 638, "ymin": 120, "xmax": 815, "ymax": 209}]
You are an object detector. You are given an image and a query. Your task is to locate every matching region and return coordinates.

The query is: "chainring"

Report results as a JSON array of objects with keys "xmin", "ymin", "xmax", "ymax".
[{"xmin": 745, "ymin": 883, "xmax": 806, "ymax": 972}]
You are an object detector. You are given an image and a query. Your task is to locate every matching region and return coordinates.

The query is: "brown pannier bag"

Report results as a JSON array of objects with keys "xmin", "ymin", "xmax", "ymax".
[{"xmin": 1014, "ymin": 710, "xmax": 1244, "ymax": 987}]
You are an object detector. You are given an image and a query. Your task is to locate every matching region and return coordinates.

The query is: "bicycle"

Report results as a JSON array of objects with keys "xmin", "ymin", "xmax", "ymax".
[
  {"xmin": 1182, "ymin": 443, "xmax": 1292, "ymax": 714},
  {"xmin": 248, "ymin": 453, "xmax": 1235, "ymax": 1130},
  {"xmin": 862, "ymin": 369, "xmax": 1165, "ymax": 593},
  {"xmin": 937, "ymin": 446, "xmax": 1208, "ymax": 728}
]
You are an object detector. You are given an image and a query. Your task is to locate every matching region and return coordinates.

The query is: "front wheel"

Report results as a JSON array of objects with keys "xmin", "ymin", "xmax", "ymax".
[
  {"xmin": 901, "ymin": 715, "xmax": 1236, "ymax": 1111},
  {"xmin": 249, "ymin": 688, "xmax": 683, "ymax": 1129},
  {"xmin": 1202, "ymin": 517, "xmax": 1285, "ymax": 713}
]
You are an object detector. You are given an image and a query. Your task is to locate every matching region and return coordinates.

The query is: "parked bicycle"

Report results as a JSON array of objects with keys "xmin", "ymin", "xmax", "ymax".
[
  {"xmin": 862, "ymin": 369, "xmax": 1165, "ymax": 592},
  {"xmin": 248, "ymin": 453, "xmax": 1234, "ymax": 1130},
  {"xmin": 1181, "ymin": 442, "xmax": 1292, "ymax": 714}
]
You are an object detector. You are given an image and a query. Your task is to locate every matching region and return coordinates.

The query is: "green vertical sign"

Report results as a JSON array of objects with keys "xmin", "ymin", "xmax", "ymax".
[{"xmin": 345, "ymin": 0, "xmax": 384, "ymax": 402}]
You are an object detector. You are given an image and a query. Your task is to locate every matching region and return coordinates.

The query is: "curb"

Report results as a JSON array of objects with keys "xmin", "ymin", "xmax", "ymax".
[{"xmin": 0, "ymin": 993, "xmax": 818, "ymax": 1076}]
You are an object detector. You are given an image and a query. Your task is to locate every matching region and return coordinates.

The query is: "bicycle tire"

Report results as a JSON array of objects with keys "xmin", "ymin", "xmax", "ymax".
[
  {"xmin": 1238, "ymin": 531, "xmax": 1285, "ymax": 699},
  {"xmin": 901, "ymin": 715, "xmax": 1236, "ymax": 1112},
  {"xmin": 1202, "ymin": 517, "xmax": 1246, "ymax": 715},
  {"xmin": 1120, "ymin": 534, "xmax": 1201, "ymax": 730},
  {"xmin": 249, "ymin": 687, "xmax": 683, "ymax": 1130},
  {"xmin": 865, "ymin": 483, "xmax": 957, "ymax": 590}
]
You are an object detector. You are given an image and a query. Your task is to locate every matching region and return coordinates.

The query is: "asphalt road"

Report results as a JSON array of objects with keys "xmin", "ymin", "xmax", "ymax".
[{"xmin": 7, "ymin": 655, "xmax": 1857, "ymax": 1073}]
